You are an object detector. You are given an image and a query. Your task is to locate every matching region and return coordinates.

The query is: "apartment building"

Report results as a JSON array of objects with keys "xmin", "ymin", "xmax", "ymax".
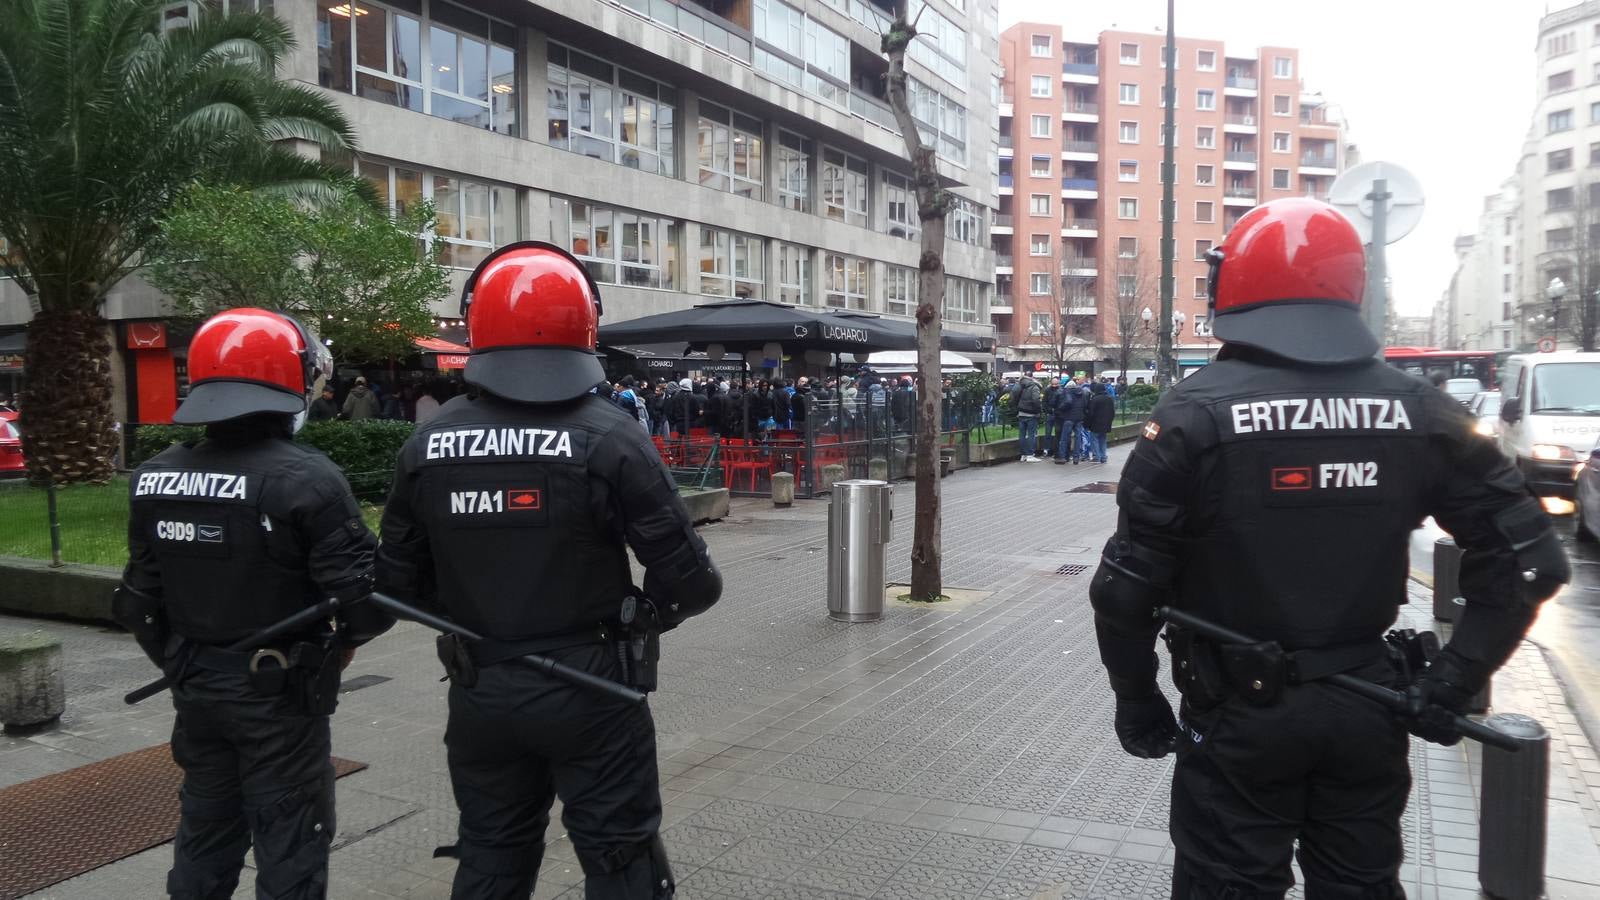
[
  {"xmin": 0, "ymin": 0, "xmax": 1001, "ymax": 426},
  {"xmin": 1438, "ymin": 180, "xmax": 1520, "ymax": 351},
  {"xmin": 994, "ymin": 22, "xmax": 1348, "ymax": 373}
]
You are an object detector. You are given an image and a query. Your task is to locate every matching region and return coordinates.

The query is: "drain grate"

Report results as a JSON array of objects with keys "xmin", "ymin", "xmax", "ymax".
[
  {"xmin": 1054, "ymin": 564, "xmax": 1091, "ymax": 577},
  {"xmin": 1068, "ymin": 481, "xmax": 1119, "ymax": 494}
]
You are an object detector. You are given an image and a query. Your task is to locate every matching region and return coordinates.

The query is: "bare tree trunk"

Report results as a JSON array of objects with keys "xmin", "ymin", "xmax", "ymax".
[{"xmin": 884, "ymin": 5, "xmax": 946, "ymax": 602}]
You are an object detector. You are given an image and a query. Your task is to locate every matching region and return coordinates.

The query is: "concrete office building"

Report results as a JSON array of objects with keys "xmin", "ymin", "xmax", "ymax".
[
  {"xmin": 0, "ymin": 0, "xmax": 1001, "ymax": 426},
  {"xmin": 994, "ymin": 22, "xmax": 1348, "ymax": 374},
  {"xmin": 1437, "ymin": 179, "xmax": 1520, "ymax": 351}
]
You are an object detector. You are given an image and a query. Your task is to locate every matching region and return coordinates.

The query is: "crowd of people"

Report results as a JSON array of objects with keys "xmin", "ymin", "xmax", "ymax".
[
  {"xmin": 1002, "ymin": 373, "xmax": 1121, "ymax": 464},
  {"xmin": 305, "ymin": 375, "xmax": 463, "ymax": 426}
]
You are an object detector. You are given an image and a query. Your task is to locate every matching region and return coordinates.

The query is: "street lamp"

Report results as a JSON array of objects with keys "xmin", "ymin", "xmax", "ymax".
[
  {"xmin": 1171, "ymin": 311, "xmax": 1187, "ymax": 380},
  {"xmin": 1547, "ymin": 276, "xmax": 1567, "ymax": 350}
]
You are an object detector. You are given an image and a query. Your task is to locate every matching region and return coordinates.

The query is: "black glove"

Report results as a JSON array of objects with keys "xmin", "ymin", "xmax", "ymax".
[
  {"xmin": 1114, "ymin": 693, "xmax": 1179, "ymax": 759},
  {"xmin": 1405, "ymin": 647, "xmax": 1482, "ymax": 747}
]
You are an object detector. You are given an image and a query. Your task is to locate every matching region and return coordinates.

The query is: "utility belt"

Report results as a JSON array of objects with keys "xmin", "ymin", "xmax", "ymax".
[
  {"xmin": 436, "ymin": 596, "xmax": 666, "ymax": 695},
  {"xmin": 173, "ymin": 637, "xmax": 341, "ymax": 716},
  {"xmin": 1164, "ymin": 626, "xmax": 1389, "ymax": 709}
]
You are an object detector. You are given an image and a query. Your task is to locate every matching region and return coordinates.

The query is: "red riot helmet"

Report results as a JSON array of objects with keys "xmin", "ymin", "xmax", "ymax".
[
  {"xmin": 1204, "ymin": 197, "xmax": 1376, "ymax": 364},
  {"xmin": 460, "ymin": 241, "xmax": 604, "ymax": 403},
  {"xmin": 172, "ymin": 309, "xmax": 331, "ymax": 424}
]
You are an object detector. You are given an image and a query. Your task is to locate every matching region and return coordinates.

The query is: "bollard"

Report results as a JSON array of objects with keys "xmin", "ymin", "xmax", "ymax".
[
  {"xmin": 771, "ymin": 471, "xmax": 794, "ymax": 508},
  {"xmin": 1433, "ymin": 537, "xmax": 1462, "ymax": 622},
  {"xmin": 820, "ymin": 463, "xmax": 846, "ymax": 494},
  {"xmin": 868, "ymin": 457, "xmax": 888, "ymax": 481},
  {"xmin": 1450, "ymin": 598, "xmax": 1491, "ymax": 714},
  {"xmin": 0, "ymin": 631, "xmax": 65, "ymax": 731},
  {"xmin": 1478, "ymin": 713, "xmax": 1549, "ymax": 900}
]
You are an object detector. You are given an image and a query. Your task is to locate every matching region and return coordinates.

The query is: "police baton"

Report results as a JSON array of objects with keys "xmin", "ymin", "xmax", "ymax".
[
  {"xmin": 366, "ymin": 592, "xmax": 646, "ymax": 706},
  {"xmin": 123, "ymin": 595, "xmax": 351, "ymax": 705},
  {"xmin": 1157, "ymin": 607, "xmax": 1519, "ymax": 752}
]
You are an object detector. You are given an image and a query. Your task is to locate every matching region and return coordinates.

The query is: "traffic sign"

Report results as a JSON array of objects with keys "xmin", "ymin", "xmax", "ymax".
[
  {"xmin": 1538, "ymin": 337, "xmax": 1557, "ymax": 353},
  {"xmin": 1329, "ymin": 161, "xmax": 1425, "ymax": 245}
]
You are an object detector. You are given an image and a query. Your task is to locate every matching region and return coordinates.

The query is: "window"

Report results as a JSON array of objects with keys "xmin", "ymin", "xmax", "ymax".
[
  {"xmin": 1030, "ymin": 114, "xmax": 1051, "ymax": 137},
  {"xmin": 698, "ymin": 228, "xmax": 763, "ymax": 298},
  {"xmin": 885, "ymin": 265, "xmax": 915, "ymax": 316},
  {"xmin": 1549, "ymin": 108, "xmax": 1574, "ymax": 133},
  {"xmin": 950, "ymin": 197, "xmax": 983, "ymax": 245},
  {"xmin": 1272, "ymin": 132, "xmax": 1290, "ymax": 153},
  {"xmin": 1118, "ymin": 237, "xmax": 1138, "ymax": 258},
  {"xmin": 1548, "ymin": 148, "xmax": 1573, "ymax": 172},
  {"xmin": 945, "ymin": 278, "xmax": 979, "ymax": 324},
  {"xmin": 1195, "ymin": 201, "xmax": 1214, "ymax": 223},
  {"xmin": 1551, "ymin": 70, "xmax": 1576, "ymax": 93},
  {"xmin": 1119, "ymin": 160, "xmax": 1139, "ymax": 181},
  {"xmin": 1196, "ymin": 126, "xmax": 1215, "ymax": 149},
  {"xmin": 1503, "ymin": 246, "xmax": 1512, "ymax": 264},
  {"xmin": 546, "ymin": 198, "xmax": 676, "ymax": 289},
  {"xmin": 1502, "ymin": 331, "xmax": 1512, "ymax": 350},
  {"xmin": 1031, "ymin": 75, "xmax": 1051, "ymax": 97},
  {"xmin": 1195, "ymin": 239, "xmax": 1213, "ymax": 260},
  {"xmin": 361, "ymin": 161, "xmax": 518, "ymax": 269},
  {"xmin": 1272, "ymin": 94, "xmax": 1291, "ymax": 116},
  {"xmin": 1196, "ymin": 89, "xmax": 1215, "ymax": 111},
  {"xmin": 1031, "ymin": 34, "xmax": 1052, "ymax": 57},
  {"xmin": 823, "ymin": 253, "xmax": 867, "ymax": 309},
  {"xmin": 1117, "ymin": 275, "xmax": 1137, "ymax": 297},
  {"xmin": 1118, "ymin": 197, "xmax": 1138, "ymax": 219},
  {"xmin": 776, "ymin": 130, "xmax": 811, "ymax": 212},
  {"xmin": 1592, "ymin": 142, "xmax": 1600, "ymax": 166},
  {"xmin": 1272, "ymin": 168, "xmax": 1290, "ymax": 189},
  {"xmin": 1119, "ymin": 83, "xmax": 1139, "ymax": 104},
  {"xmin": 697, "ymin": 101, "xmax": 763, "ymax": 198},
  {"xmin": 1547, "ymin": 227, "xmax": 1574, "ymax": 251},
  {"xmin": 1503, "ymin": 301, "xmax": 1512, "ymax": 320},
  {"xmin": 1030, "ymin": 234, "xmax": 1051, "ymax": 256},
  {"xmin": 1196, "ymin": 49, "xmax": 1216, "ymax": 71},
  {"xmin": 1120, "ymin": 42, "xmax": 1140, "ymax": 64},
  {"xmin": 1549, "ymin": 187, "xmax": 1575, "ymax": 211},
  {"xmin": 1193, "ymin": 276, "xmax": 1208, "ymax": 299},
  {"xmin": 884, "ymin": 172, "xmax": 918, "ymax": 241},
  {"xmin": 1030, "ymin": 193, "xmax": 1051, "ymax": 216},
  {"xmin": 546, "ymin": 45, "xmax": 674, "ymax": 174},
  {"xmin": 1273, "ymin": 56, "xmax": 1292, "ymax": 78},
  {"xmin": 777, "ymin": 243, "xmax": 809, "ymax": 305},
  {"xmin": 1505, "ymin": 217, "xmax": 1514, "ymax": 235},
  {"xmin": 1119, "ymin": 121, "xmax": 1139, "ymax": 142},
  {"xmin": 821, "ymin": 146, "xmax": 868, "ymax": 226},
  {"xmin": 1196, "ymin": 164, "xmax": 1214, "ymax": 185},
  {"xmin": 1594, "ymin": 61, "xmax": 1600, "ymax": 83},
  {"xmin": 1031, "ymin": 155, "xmax": 1052, "ymax": 177},
  {"xmin": 1029, "ymin": 312, "xmax": 1051, "ymax": 335},
  {"xmin": 318, "ymin": 0, "xmax": 518, "ymax": 135},
  {"xmin": 1030, "ymin": 273, "xmax": 1050, "ymax": 295},
  {"xmin": 1549, "ymin": 31, "xmax": 1575, "ymax": 56}
]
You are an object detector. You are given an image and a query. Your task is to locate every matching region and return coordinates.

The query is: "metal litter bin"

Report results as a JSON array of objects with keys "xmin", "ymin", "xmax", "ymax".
[{"xmin": 828, "ymin": 480, "xmax": 892, "ymax": 622}]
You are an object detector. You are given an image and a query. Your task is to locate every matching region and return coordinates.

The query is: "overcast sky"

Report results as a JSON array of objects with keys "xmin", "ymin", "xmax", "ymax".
[{"xmin": 999, "ymin": 0, "xmax": 1557, "ymax": 316}]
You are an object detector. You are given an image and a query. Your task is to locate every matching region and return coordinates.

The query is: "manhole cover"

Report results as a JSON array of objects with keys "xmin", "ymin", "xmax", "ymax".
[
  {"xmin": 1068, "ymin": 482, "xmax": 1118, "ymax": 494},
  {"xmin": 1054, "ymin": 564, "xmax": 1091, "ymax": 576}
]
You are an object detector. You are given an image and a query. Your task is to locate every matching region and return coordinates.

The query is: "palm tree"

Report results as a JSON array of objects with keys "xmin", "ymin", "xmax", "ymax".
[{"xmin": 0, "ymin": 0, "xmax": 357, "ymax": 483}]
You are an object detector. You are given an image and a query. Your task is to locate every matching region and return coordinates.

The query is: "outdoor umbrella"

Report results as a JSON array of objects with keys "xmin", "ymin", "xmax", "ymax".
[{"xmin": 598, "ymin": 300, "xmax": 917, "ymax": 354}]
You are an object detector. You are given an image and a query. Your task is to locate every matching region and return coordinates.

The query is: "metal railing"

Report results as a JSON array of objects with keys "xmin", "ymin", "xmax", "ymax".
[
  {"xmin": 1060, "ymin": 257, "xmax": 1097, "ymax": 272},
  {"xmin": 999, "ymin": 174, "xmax": 1014, "ymax": 187},
  {"xmin": 1225, "ymin": 75, "xmax": 1257, "ymax": 89},
  {"xmin": 1063, "ymin": 101, "xmax": 1099, "ymax": 115},
  {"xmin": 996, "ymin": 254, "xmax": 1014, "ymax": 268},
  {"xmin": 1224, "ymin": 113, "xmax": 1256, "ymax": 126},
  {"xmin": 1000, "ymin": 134, "xmax": 1014, "ymax": 149},
  {"xmin": 1062, "ymin": 177, "xmax": 1098, "ymax": 190},
  {"xmin": 993, "ymin": 213, "xmax": 1014, "ymax": 228},
  {"xmin": 1062, "ymin": 139, "xmax": 1098, "ymax": 153},
  {"xmin": 1300, "ymin": 155, "xmax": 1337, "ymax": 168},
  {"xmin": 1062, "ymin": 218, "xmax": 1098, "ymax": 230},
  {"xmin": 1063, "ymin": 62, "xmax": 1098, "ymax": 76},
  {"xmin": 1225, "ymin": 150, "xmax": 1257, "ymax": 163},
  {"xmin": 1224, "ymin": 187, "xmax": 1256, "ymax": 199}
]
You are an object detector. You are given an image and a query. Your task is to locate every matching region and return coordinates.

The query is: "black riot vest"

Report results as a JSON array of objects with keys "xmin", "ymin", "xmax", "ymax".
[
  {"xmin": 1165, "ymin": 355, "xmax": 1449, "ymax": 649},
  {"xmin": 399, "ymin": 393, "xmax": 635, "ymax": 640},
  {"xmin": 129, "ymin": 436, "xmax": 342, "ymax": 643}
]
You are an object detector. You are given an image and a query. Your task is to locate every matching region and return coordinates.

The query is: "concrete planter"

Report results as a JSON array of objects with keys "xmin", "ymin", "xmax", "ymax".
[
  {"xmin": 0, "ymin": 630, "xmax": 65, "ymax": 730},
  {"xmin": 0, "ymin": 556, "xmax": 121, "ymax": 625},
  {"xmin": 969, "ymin": 438, "xmax": 1019, "ymax": 466},
  {"xmin": 1108, "ymin": 421, "xmax": 1146, "ymax": 446},
  {"xmin": 678, "ymin": 488, "xmax": 729, "ymax": 524}
]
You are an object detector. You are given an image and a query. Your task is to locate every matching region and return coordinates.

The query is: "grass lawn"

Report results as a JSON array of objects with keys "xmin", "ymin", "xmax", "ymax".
[{"xmin": 0, "ymin": 479, "xmax": 387, "ymax": 568}]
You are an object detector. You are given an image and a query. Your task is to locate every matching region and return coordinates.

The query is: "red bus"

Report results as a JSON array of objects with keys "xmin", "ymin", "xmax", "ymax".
[{"xmin": 1383, "ymin": 347, "xmax": 1498, "ymax": 388}]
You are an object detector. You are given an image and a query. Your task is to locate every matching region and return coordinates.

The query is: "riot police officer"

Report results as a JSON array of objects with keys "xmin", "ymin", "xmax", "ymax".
[
  {"xmin": 116, "ymin": 308, "xmax": 393, "ymax": 899},
  {"xmin": 1089, "ymin": 198, "xmax": 1570, "ymax": 899},
  {"xmin": 375, "ymin": 242, "xmax": 721, "ymax": 899}
]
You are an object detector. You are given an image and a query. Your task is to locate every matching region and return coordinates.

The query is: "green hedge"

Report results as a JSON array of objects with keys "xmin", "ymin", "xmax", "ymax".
[{"xmin": 130, "ymin": 420, "xmax": 414, "ymax": 497}]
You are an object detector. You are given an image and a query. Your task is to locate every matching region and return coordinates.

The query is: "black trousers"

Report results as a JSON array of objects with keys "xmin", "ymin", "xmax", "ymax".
[
  {"xmin": 444, "ymin": 644, "xmax": 667, "ymax": 900},
  {"xmin": 1169, "ymin": 661, "xmax": 1410, "ymax": 900},
  {"xmin": 168, "ymin": 669, "xmax": 335, "ymax": 900}
]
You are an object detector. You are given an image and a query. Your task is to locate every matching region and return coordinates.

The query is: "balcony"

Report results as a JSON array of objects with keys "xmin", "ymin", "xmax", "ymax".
[
  {"xmin": 998, "ymin": 174, "xmax": 1014, "ymax": 193},
  {"xmin": 1224, "ymin": 187, "xmax": 1255, "ymax": 199},
  {"xmin": 1225, "ymin": 75, "xmax": 1258, "ymax": 90},
  {"xmin": 995, "ymin": 255, "xmax": 1014, "ymax": 271},
  {"xmin": 1062, "ymin": 177, "xmax": 1098, "ymax": 195},
  {"xmin": 999, "ymin": 134, "xmax": 1014, "ymax": 155},
  {"xmin": 992, "ymin": 213, "xmax": 1014, "ymax": 230},
  {"xmin": 1299, "ymin": 154, "xmax": 1338, "ymax": 171},
  {"xmin": 1063, "ymin": 100, "xmax": 1099, "ymax": 119},
  {"xmin": 1060, "ymin": 257, "xmax": 1098, "ymax": 274},
  {"xmin": 1063, "ymin": 62, "xmax": 1099, "ymax": 80},
  {"xmin": 1061, "ymin": 140, "xmax": 1098, "ymax": 159},
  {"xmin": 1224, "ymin": 150, "xmax": 1257, "ymax": 165},
  {"xmin": 1062, "ymin": 218, "xmax": 1098, "ymax": 232}
]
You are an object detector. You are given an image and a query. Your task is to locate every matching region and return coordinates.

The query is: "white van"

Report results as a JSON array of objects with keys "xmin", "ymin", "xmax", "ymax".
[{"xmin": 1498, "ymin": 351, "xmax": 1600, "ymax": 497}]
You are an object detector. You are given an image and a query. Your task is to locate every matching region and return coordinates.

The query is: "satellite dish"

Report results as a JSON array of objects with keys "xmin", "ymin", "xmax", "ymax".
[{"xmin": 1329, "ymin": 161, "xmax": 1425, "ymax": 245}]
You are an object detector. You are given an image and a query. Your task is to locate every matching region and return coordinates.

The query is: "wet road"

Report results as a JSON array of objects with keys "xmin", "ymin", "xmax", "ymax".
[{"xmin": 1412, "ymin": 514, "xmax": 1600, "ymax": 739}]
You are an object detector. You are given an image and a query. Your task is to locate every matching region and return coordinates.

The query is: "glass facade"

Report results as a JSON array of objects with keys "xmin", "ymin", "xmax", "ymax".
[
  {"xmin": 884, "ymin": 172, "xmax": 918, "ymax": 241},
  {"xmin": 547, "ymin": 44, "xmax": 675, "ymax": 177},
  {"xmin": 776, "ymin": 131, "xmax": 812, "ymax": 213},
  {"xmin": 358, "ymin": 159, "xmax": 516, "ymax": 269},
  {"xmin": 821, "ymin": 147, "xmax": 869, "ymax": 227},
  {"xmin": 699, "ymin": 228, "xmax": 764, "ymax": 299},
  {"xmin": 549, "ymin": 198, "xmax": 679, "ymax": 291},
  {"xmin": 778, "ymin": 243, "xmax": 810, "ymax": 305},
  {"xmin": 886, "ymin": 266, "xmax": 916, "ymax": 316},
  {"xmin": 824, "ymin": 253, "xmax": 868, "ymax": 309},
  {"xmin": 945, "ymin": 277, "xmax": 980, "ymax": 323},
  {"xmin": 697, "ymin": 101, "xmax": 764, "ymax": 199}
]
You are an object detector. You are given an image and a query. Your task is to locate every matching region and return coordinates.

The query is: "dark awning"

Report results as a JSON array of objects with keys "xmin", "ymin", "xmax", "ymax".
[{"xmin": 598, "ymin": 300, "xmax": 918, "ymax": 354}]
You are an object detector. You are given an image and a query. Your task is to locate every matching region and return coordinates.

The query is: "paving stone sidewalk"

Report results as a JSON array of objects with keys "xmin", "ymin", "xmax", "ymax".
[{"xmin": 4, "ymin": 446, "xmax": 1600, "ymax": 899}]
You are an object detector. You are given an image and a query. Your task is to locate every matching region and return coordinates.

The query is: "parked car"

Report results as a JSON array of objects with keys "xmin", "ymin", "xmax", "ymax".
[
  {"xmin": 1441, "ymin": 377, "xmax": 1483, "ymax": 406},
  {"xmin": 1576, "ymin": 439, "xmax": 1600, "ymax": 541},
  {"xmin": 0, "ymin": 411, "xmax": 23, "ymax": 476},
  {"xmin": 1469, "ymin": 390, "xmax": 1501, "ymax": 438},
  {"xmin": 1498, "ymin": 351, "xmax": 1600, "ymax": 498}
]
